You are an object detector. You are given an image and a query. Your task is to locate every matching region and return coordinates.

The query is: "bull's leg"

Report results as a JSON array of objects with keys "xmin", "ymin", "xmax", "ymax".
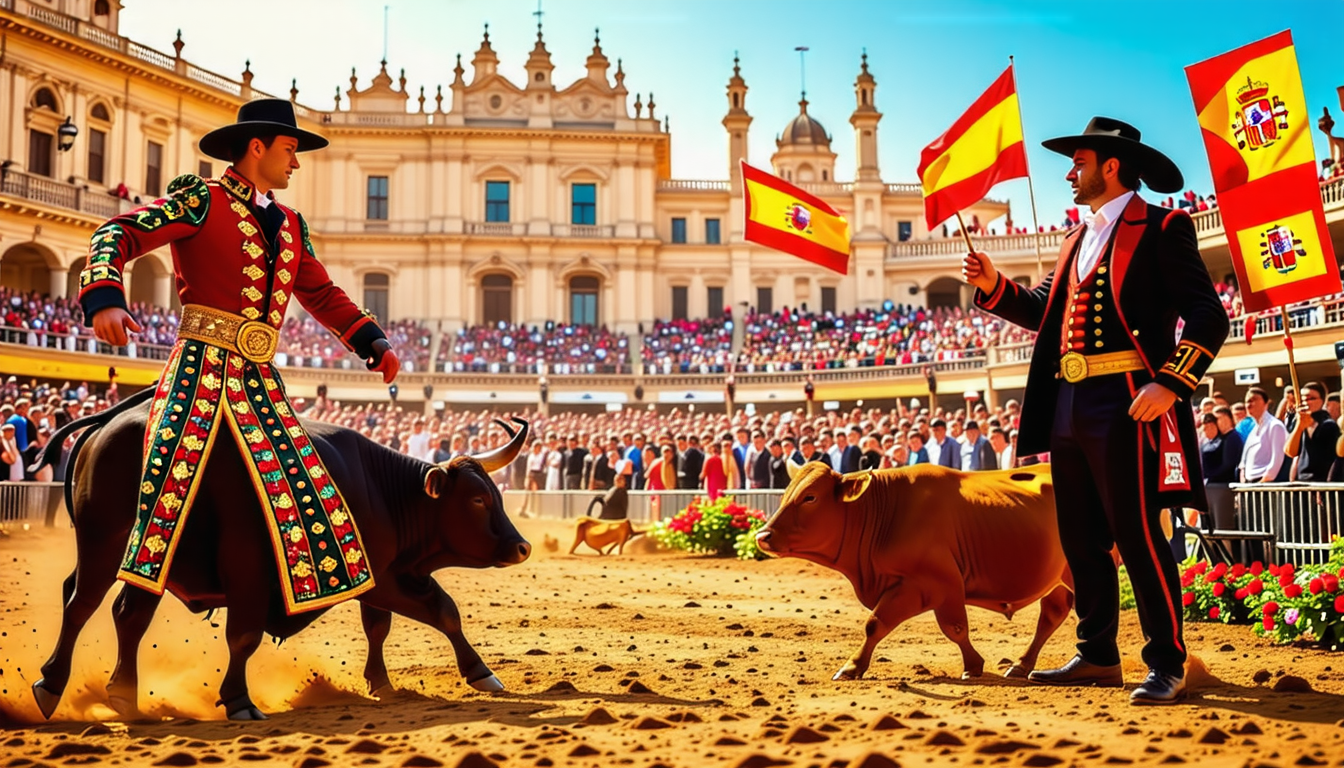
[
  {"xmin": 569, "ymin": 527, "xmax": 585, "ymax": 554},
  {"xmin": 933, "ymin": 599, "xmax": 986, "ymax": 679},
  {"xmin": 34, "ymin": 545, "xmax": 123, "ymax": 718},
  {"xmin": 1008, "ymin": 585, "xmax": 1075, "ymax": 679},
  {"xmin": 835, "ymin": 582, "xmax": 928, "ymax": 681},
  {"xmin": 360, "ymin": 603, "xmax": 394, "ymax": 697},
  {"xmin": 105, "ymin": 584, "xmax": 164, "ymax": 716},
  {"xmin": 367, "ymin": 575, "xmax": 502, "ymax": 692},
  {"xmin": 218, "ymin": 596, "xmax": 268, "ymax": 720}
]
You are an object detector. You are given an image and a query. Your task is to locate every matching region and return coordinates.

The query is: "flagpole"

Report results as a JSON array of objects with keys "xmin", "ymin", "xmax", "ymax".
[
  {"xmin": 1279, "ymin": 305, "xmax": 1302, "ymax": 398},
  {"xmin": 954, "ymin": 211, "xmax": 976, "ymax": 255},
  {"xmin": 1008, "ymin": 56, "xmax": 1046, "ymax": 284}
]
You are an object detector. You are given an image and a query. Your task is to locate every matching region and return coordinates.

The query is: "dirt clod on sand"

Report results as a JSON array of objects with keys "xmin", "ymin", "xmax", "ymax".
[{"xmin": 2, "ymin": 519, "xmax": 1343, "ymax": 767}]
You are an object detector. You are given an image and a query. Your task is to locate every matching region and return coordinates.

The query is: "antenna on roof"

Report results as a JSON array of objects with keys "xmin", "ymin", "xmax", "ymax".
[
  {"xmin": 382, "ymin": 4, "xmax": 390, "ymax": 62},
  {"xmin": 533, "ymin": 0, "xmax": 544, "ymax": 35}
]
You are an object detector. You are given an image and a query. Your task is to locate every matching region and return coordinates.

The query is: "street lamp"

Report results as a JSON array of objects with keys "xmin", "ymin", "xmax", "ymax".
[{"xmin": 57, "ymin": 117, "xmax": 78, "ymax": 152}]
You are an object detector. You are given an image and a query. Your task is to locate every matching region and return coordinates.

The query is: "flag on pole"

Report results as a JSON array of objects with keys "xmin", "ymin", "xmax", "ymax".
[
  {"xmin": 1185, "ymin": 30, "xmax": 1340, "ymax": 313},
  {"xmin": 741, "ymin": 160, "xmax": 851, "ymax": 274},
  {"xmin": 917, "ymin": 66, "xmax": 1028, "ymax": 231}
]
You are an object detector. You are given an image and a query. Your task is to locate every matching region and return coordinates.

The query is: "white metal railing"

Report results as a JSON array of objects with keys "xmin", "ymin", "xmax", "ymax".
[
  {"xmin": 1231, "ymin": 483, "xmax": 1344, "ymax": 566},
  {"xmin": 466, "ymin": 221, "xmax": 527, "ymax": 236},
  {"xmin": 885, "ymin": 183, "xmax": 921, "ymax": 195},
  {"xmin": 657, "ymin": 179, "xmax": 730, "ymax": 192},
  {"xmin": 552, "ymin": 223, "xmax": 614, "ymax": 238},
  {"xmin": 796, "ymin": 181, "xmax": 853, "ymax": 195},
  {"xmin": 186, "ymin": 65, "xmax": 242, "ymax": 97},
  {"xmin": 0, "ymin": 482, "xmax": 64, "ymax": 529}
]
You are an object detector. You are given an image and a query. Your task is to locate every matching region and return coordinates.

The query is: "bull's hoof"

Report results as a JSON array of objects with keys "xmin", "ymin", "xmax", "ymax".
[
  {"xmin": 31, "ymin": 680, "xmax": 60, "ymax": 720},
  {"xmin": 961, "ymin": 670, "xmax": 984, "ymax": 680},
  {"xmin": 369, "ymin": 683, "xmax": 394, "ymax": 700},
  {"xmin": 1005, "ymin": 664, "xmax": 1031, "ymax": 680},
  {"xmin": 468, "ymin": 674, "xmax": 505, "ymax": 693},
  {"xmin": 107, "ymin": 694, "xmax": 139, "ymax": 718},
  {"xmin": 832, "ymin": 667, "xmax": 864, "ymax": 681},
  {"xmin": 221, "ymin": 695, "xmax": 268, "ymax": 721}
]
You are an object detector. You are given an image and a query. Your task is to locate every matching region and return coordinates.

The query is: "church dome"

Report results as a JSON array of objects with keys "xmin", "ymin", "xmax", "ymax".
[{"xmin": 778, "ymin": 99, "xmax": 830, "ymax": 147}]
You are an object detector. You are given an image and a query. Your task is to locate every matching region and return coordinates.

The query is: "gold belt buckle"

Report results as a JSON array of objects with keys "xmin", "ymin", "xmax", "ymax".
[
  {"xmin": 1060, "ymin": 351, "xmax": 1089, "ymax": 383},
  {"xmin": 236, "ymin": 320, "xmax": 279, "ymax": 363}
]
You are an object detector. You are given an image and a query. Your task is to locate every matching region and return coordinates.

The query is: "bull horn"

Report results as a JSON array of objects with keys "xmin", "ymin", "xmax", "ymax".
[
  {"xmin": 786, "ymin": 459, "xmax": 803, "ymax": 481},
  {"xmin": 492, "ymin": 418, "xmax": 517, "ymax": 439},
  {"xmin": 469, "ymin": 418, "xmax": 530, "ymax": 473}
]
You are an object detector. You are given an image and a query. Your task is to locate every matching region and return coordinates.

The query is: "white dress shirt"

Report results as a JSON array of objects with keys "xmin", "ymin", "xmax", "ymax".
[
  {"xmin": 1239, "ymin": 412, "xmax": 1287, "ymax": 481},
  {"xmin": 1075, "ymin": 191, "xmax": 1135, "ymax": 279}
]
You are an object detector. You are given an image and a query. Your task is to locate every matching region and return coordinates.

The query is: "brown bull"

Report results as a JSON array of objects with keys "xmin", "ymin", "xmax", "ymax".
[
  {"xmin": 756, "ymin": 462, "xmax": 1073, "ymax": 681},
  {"xmin": 569, "ymin": 517, "xmax": 642, "ymax": 555}
]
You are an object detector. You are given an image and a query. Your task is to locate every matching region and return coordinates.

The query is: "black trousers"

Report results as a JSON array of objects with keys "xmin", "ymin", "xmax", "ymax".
[{"xmin": 1051, "ymin": 375, "xmax": 1187, "ymax": 676}]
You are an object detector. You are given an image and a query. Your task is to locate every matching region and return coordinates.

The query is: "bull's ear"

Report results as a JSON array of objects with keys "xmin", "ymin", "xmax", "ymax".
[
  {"xmin": 837, "ymin": 471, "xmax": 873, "ymax": 503},
  {"xmin": 424, "ymin": 466, "xmax": 449, "ymax": 499}
]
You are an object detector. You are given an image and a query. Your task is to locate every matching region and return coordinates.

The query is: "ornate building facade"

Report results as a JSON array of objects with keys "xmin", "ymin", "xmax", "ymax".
[{"xmin": 0, "ymin": 0, "xmax": 1008, "ymax": 335}]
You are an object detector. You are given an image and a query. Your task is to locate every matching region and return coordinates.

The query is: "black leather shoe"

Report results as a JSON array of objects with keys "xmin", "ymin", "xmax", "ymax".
[
  {"xmin": 1027, "ymin": 655, "xmax": 1124, "ymax": 687},
  {"xmin": 1130, "ymin": 669, "xmax": 1186, "ymax": 705}
]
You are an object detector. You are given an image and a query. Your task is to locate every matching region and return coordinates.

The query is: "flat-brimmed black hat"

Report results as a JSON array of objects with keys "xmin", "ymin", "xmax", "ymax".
[
  {"xmin": 199, "ymin": 98, "xmax": 328, "ymax": 162},
  {"xmin": 1041, "ymin": 116, "xmax": 1183, "ymax": 194}
]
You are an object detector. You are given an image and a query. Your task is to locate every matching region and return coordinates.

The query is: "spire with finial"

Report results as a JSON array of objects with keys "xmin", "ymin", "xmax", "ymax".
[
  {"xmin": 852, "ymin": 48, "xmax": 877, "ymax": 113},
  {"xmin": 633, "ymin": 93, "xmax": 643, "ymax": 118},
  {"xmin": 418, "ymin": 85, "xmax": 425, "ymax": 113},
  {"xmin": 452, "ymin": 53, "xmax": 465, "ymax": 86},
  {"xmin": 471, "ymin": 23, "xmax": 499, "ymax": 83},
  {"xmin": 334, "ymin": 86, "xmax": 342, "ymax": 111},
  {"xmin": 613, "ymin": 57, "xmax": 626, "ymax": 92},
  {"xmin": 663, "ymin": 115, "xmax": 669, "ymax": 133},
  {"xmin": 435, "ymin": 84, "xmax": 444, "ymax": 113},
  {"xmin": 172, "ymin": 29, "xmax": 184, "ymax": 58},
  {"xmin": 350, "ymin": 67, "xmax": 359, "ymax": 92},
  {"xmin": 524, "ymin": 10, "xmax": 554, "ymax": 90},
  {"xmin": 241, "ymin": 59, "xmax": 254, "ymax": 88},
  {"xmin": 646, "ymin": 92, "xmax": 656, "ymax": 119},
  {"xmin": 585, "ymin": 25, "xmax": 610, "ymax": 84},
  {"xmin": 725, "ymin": 51, "xmax": 748, "ymax": 116},
  {"xmin": 290, "ymin": 78, "xmax": 299, "ymax": 102},
  {"xmin": 399, "ymin": 68, "xmax": 407, "ymax": 92}
]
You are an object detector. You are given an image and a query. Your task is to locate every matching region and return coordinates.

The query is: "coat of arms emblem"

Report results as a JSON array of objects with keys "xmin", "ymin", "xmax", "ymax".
[
  {"xmin": 1231, "ymin": 76, "xmax": 1289, "ymax": 151},
  {"xmin": 1259, "ymin": 224, "xmax": 1306, "ymax": 274}
]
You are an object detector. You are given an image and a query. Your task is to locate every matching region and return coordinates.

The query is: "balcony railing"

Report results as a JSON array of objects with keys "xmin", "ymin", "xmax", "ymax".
[
  {"xmin": 466, "ymin": 221, "xmax": 528, "ymax": 236},
  {"xmin": 552, "ymin": 223, "xmax": 614, "ymax": 238},
  {"xmin": 0, "ymin": 170, "xmax": 130, "ymax": 219},
  {"xmin": 657, "ymin": 179, "xmax": 730, "ymax": 193}
]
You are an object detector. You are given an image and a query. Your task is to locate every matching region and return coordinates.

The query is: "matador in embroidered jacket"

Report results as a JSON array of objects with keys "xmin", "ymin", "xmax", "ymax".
[{"xmin": 78, "ymin": 99, "xmax": 401, "ymax": 615}]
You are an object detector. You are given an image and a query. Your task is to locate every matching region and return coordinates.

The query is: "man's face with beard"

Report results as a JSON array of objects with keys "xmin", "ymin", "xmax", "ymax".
[{"xmin": 1067, "ymin": 149, "xmax": 1109, "ymax": 207}]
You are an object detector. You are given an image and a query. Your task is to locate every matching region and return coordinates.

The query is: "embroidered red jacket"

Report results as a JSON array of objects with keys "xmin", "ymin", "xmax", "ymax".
[{"xmin": 78, "ymin": 166, "xmax": 385, "ymax": 359}]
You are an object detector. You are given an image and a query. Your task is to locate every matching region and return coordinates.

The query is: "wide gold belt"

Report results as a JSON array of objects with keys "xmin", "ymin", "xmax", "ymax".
[
  {"xmin": 1058, "ymin": 349, "xmax": 1145, "ymax": 383},
  {"xmin": 177, "ymin": 303, "xmax": 279, "ymax": 364}
]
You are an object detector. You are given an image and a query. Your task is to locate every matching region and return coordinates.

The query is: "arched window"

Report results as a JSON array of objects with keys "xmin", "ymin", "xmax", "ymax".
[
  {"xmin": 822, "ymin": 169, "xmax": 828, "ymax": 181},
  {"xmin": 481, "ymin": 273, "xmax": 513, "ymax": 325},
  {"xmin": 362, "ymin": 272, "xmax": 390, "ymax": 322},
  {"xmin": 569, "ymin": 275, "xmax": 599, "ymax": 326},
  {"xmin": 94, "ymin": 0, "xmax": 111, "ymax": 14},
  {"xmin": 32, "ymin": 88, "xmax": 57, "ymax": 112},
  {"xmin": 90, "ymin": 103, "xmax": 110, "ymax": 121},
  {"xmin": 732, "ymin": 93, "xmax": 739, "ymax": 109}
]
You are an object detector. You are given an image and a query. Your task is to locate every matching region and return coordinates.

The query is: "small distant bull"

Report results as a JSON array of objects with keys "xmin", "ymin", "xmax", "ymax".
[
  {"xmin": 570, "ymin": 517, "xmax": 642, "ymax": 556},
  {"xmin": 756, "ymin": 462, "xmax": 1073, "ymax": 681}
]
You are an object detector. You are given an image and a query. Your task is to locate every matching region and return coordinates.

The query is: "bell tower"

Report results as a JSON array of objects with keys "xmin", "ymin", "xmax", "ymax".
[
  {"xmin": 849, "ymin": 52, "xmax": 882, "ymax": 183},
  {"xmin": 723, "ymin": 54, "xmax": 752, "ymax": 196}
]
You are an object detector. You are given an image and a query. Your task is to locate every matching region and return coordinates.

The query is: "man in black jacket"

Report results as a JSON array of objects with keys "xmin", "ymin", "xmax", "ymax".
[
  {"xmin": 964, "ymin": 118, "xmax": 1229, "ymax": 705},
  {"xmin": 840, "ymin": 426, "xmax": 864, "ymax": 473},
  {"xmin": 680, "ymin": 435, "xmax": 705, "ymax": 490}
]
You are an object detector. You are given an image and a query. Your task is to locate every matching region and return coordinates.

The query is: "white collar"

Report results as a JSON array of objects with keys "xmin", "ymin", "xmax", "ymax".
[
  {"xmin": 1084, "ymin": 190, "xmax": 1136, "ymax": 231},
  {"xmin": 254, "ymin": 189, "xmax": 272, "ymax": 209}
]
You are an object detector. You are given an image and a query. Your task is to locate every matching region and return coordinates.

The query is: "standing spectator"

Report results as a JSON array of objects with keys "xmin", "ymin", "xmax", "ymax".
[
  {"xmin": 841, "ymin": 426, "xmax": 863, "ymax": 473},
  {"xmin": 732, "ymin": 427, "xmax": 750, "ymax": 489},
  {"xmin": 859, "ymin": 435, "xmax": 883, "ymax": 471},
  {"xmin": 406, "ymin": 418, "xmax": 431, "ymax": 461},
  {"xmin": 1231, "ymin": 401, "xmax": 1253, "ymax": 440},
  {"xmin": 545, "ymin": 435, "xmax": 565, "ymax": 490},
  {"xmin": 799, "ymin": 435, "xmax": 830, "ymax": 468},
  {"xmin": 658, "ymin": 444, "xmax": 678, "ymax": 491},
  {"xmin": 769, "ymin": 439, "xmax": 791, "ymax": 488},
  {"xmin": 960, "ymin": 421, "xmax": 995, "ymax": 470},
  {"xmin": 745, "ymin": 430, "xmax": 767, "ymax": 488},
  {"xmin": 1200, "ymin": 411, "xmax": 1242, "ymax": 542},
  {"xmin": 1327, "ymin": 392, "xmax": 1341, "ymax": 423},
  {"xmin": 626, "ymin": 433, "xmax": 646, "ymax": 490},
  {"xmin": 1239, "ymin": 387, "xmax": 1287, "ymax": 483},
  {"xmin": 4, "ymin": 400, "xmax": 32, "ymax": 451},
  {"xmin": 564, "ymin": 434, "xmax": 587, "ymax": 490},
  {"xmin": 906, "ymin": 432, "xmax": 930, "ymax": 466},
  {"xmin": 928, "ymin": 419, "xmax": 959, "ymax": 468},
  {"xmin": 1, "ymin": 423, "xmax": 22, "ymax": 481},
  {"xmin": 680, "ymin": 435, "xmax": 705, "ymax": 490},
  {"xmin": 591, "ymin": 436, "xmax": 617, "ymax": 490},
  {"xmin": 827, "ymin": 430, "xmax": 846, "ymax": 469},
  {"xmin": 989, "ymin": 427, "xmax": 1013, "ymax": 469},
  {"xmin": 702, "ymin": 439, "xmax": 728, "ymax": 500},
  {"xmin": 1285, "ymin": 382, "xmax": 1339, "ymax": 481},
  {"xmin": 749, "ymin": 434, "xmax": 772, "ymax": 490},
  {"xmin": 527, "ymin": 441, "xmax": 546, "ymax": 490}
]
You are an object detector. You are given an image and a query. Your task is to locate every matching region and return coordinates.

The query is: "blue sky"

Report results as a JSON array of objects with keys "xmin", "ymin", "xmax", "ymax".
[{"xmin": 122, "ymin": 0, "xmax": 1344, "ymax": 228}]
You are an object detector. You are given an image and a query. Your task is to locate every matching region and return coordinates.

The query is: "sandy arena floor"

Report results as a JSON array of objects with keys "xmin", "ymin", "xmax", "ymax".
[{"xmin": 1, "ymin": 518, "xmax": 1343, "ymax": 768}]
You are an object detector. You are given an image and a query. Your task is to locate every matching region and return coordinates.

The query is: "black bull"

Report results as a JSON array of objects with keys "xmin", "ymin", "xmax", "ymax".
[{"xmin": 29, "ymin": 389, "xmax": 531, "ymax": 720}]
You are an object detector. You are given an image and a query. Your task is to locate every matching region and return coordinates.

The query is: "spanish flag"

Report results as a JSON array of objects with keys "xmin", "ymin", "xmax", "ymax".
[
  {"xmin": 917, "ymin": 66, "xmax": 1028, "ymax": 231},
  {"xmin": 1186, "ymin": 31, "xmax": 1340, "ymax": 312},
  {"xmin": 741, "ymin": 161, "xmax": 851, "ymax": 274}
]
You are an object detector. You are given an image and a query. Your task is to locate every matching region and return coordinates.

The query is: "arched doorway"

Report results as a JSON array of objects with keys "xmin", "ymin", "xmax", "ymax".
[
  {"xmin": 0, "ymin": 243, "xmax": 57, "ymax": 294},
  {"xmin": 65, "ymin": 264, "xmax": 82, "ymax": 300},
  {"xmin": 925, "ymin": 276, "xmax": 964, "ymax": 310},
  {"xmin": 481, "ymin": 273, "xmax": 513, "ymax": 325},
  {"xmin": 568, "ymin": 275, "xmax": 599, "ymax": 326},
  {"xmin": 129, "ymin": 257, "xmax": 163, "ymax": 307}
]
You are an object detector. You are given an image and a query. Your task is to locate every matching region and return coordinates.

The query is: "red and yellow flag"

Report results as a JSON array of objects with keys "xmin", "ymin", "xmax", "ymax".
[
  {"xmin": 917, "ymin": 66, "xmax": 1028, "ymax": 231},
  {"xmin": 1186, "ymin": 31, "xmax": 1340, "ymax": 312},
  {"xmin": 741, "ymin": 160, "xmax": 851, "ymax": 274}
]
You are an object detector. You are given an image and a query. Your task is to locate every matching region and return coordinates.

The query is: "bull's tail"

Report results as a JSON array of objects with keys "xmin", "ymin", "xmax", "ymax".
[{"xmin": 28, "ymin": 387, "xmax": 156, "ymax": 525}]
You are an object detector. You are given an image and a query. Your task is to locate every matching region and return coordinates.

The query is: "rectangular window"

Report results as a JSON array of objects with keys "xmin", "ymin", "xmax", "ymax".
[
  {"xmin": 756, "ymin": 286, "xmax": 773, "ymax": 315},
  {"xmin": 571, "ymin": 182, "xmax": 596, "ymax": 225},
  {"xmin": 27, "ymin": 130, "xmax": 53, "ymax": 178},
  {"xmin": 198, "ymin": 160, "xmax": 212, "ymax": 179},
  {"xmin": 366, "ymin": 175, "xmax": 389, "ymax": 220},
  {"xmin": 821, "ymin": 286, "xmax": 837, "ymax": 314},
  {"xmin": 705, "ymin": 218, "xmax": 721, "ymax": 244},
  {"xmin": 671, "ymin": 286, "xmax": 688, "ymax": 320},
  {"xmin": 87, "ymin": 129, "xmax": 106, "ymax": 184},
  {"xmin": 707, "ymin": 286, "xmax": 724, "ymax": 319},
  {"xmin": 671, "ymin": 217, "xmax": 687, "ymax": 244},
  {"xmin": 485, "ymin": 180, "xmax": 510, "ymax": 222},
  {"xmin": 898, "ymin": 220, "xmax": 913, "ymax": 242},
  {"xmin": 145, "ymin": 140, "xmax": 163, "ymax": 195}
]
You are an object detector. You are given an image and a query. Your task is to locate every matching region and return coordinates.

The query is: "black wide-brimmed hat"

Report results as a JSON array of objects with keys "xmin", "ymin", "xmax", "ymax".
[
  {"xmin": 199, "ymin": 98, "xmax": 328, "ymax": 162},
  {"xmin": 1041, "ymin": 116, "xmax": 1183, "ymax": 194}
]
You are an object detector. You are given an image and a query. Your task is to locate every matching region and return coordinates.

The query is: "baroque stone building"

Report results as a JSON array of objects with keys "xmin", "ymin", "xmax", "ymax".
[{"xmin": 0, "ymin": 0, "xmax": 1007, "ymax": 335}]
